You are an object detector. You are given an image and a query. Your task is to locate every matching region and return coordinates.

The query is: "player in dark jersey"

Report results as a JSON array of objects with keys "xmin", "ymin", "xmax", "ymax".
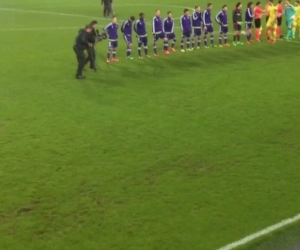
[
  {"xmin": 233, "ymin": 2, "xmax": 244, "ymax": 45},
  {"xmin": 245, "ymin": 2, "xmax": 254, "ymax": 43}
]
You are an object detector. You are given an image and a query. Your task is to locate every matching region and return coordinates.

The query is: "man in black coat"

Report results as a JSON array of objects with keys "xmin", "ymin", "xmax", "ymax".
[{"xmin": 73, "ymin": 25, "xmax": 93, "ymax": 79}]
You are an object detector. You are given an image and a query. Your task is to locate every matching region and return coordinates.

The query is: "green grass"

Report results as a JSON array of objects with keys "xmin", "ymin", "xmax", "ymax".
[{"xmin": 1, "ymin": 0, "xmax": 300, "ymax": 249}]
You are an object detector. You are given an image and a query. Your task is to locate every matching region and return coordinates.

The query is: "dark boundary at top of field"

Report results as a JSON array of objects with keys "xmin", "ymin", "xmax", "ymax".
[{"xmin": 238, "ymin": 221, "xmax": 300, "ymax": 250}]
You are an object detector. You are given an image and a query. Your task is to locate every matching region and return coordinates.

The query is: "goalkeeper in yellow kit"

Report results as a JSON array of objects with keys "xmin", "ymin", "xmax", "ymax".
[
  {"xmin": 266, "ymin": 0, "xmax": 278, "ymax": 43},
  {"xmin": 293, "ymin": 1, "xmax": 300, "ymax": 37}
]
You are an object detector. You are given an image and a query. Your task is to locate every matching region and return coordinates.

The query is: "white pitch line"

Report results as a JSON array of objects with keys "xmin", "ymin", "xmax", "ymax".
[
  {"xmin": 0, "ymin": 7, "xmax": 101, "ymax": 19},
  {"xmin": 217, "ymin": 213, "xmax": 300, "ymax": 250},
  {"xmin": 0, "ymin": 5, "xmax": 299, "ymax": 45},
  {"xmin": 0, "ymin": 3, "xmax": 191, "ymax": 22},
  {"xmin": 0, "ymin": 26, "xmax": 79, "ymax": 31}
]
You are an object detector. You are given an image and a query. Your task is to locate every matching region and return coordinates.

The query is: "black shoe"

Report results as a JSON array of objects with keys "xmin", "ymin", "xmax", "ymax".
[{"xmin": 76, "ymin": 75, "xmax": 86, "ymax": 79}]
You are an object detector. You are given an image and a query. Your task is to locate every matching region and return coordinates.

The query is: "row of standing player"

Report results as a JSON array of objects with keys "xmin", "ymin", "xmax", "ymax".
[
  {"xmin": 101, "ymin": 2, "xmax": 299, "ymax": 62},
  {"xmin": 102, "ymin": 6, "xmax": 228, "ymax": 62}
]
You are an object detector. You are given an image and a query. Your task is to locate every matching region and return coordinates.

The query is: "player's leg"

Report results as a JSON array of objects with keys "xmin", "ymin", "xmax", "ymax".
[
  {"xmin": 233, "ymin": 24, "xmax": 237, "ymax": 45},
  {"xmin": 124, "ymin": 35, "xmax": 132, "ymax": 59},
  {"xmin": 292, "ymin": 20, "xmax": 296, "ymax": 38},
  {"xmin": 180, "ymin": 33, "xmax": 186, "ymax": 51},
  {"xmin": 112, "ymin": 42, "xmax": 118, "ymax": 61},
  {"xmin": 197, "ymin": 30, "xmax": 201, "ymax": 48},
  {"xmin": 254, "ymin": 19, "xmax": 260, "ymax": 41},
  {"xmin": 203, "ymin": 29, "xmax": 208, "ymax": 48},
  {"xmin": 272, "ymin": 24, "xmax": 277, "ymax": 41},
  {"xmin": 153, "ymin": 35, "xmax": 158, "ymax": 55},
  {"xmin": 137, "ymin": 37, "xmax": 142, "ymax": 58},
  {"xmin": 144, "ymin": 37, "xmax": 150, "ymax": 57},
  {"xmin": 107, "ymin": 41, "xmax": 112, "ymax": 62},
  {"xmin": 209, "ymin": 26, "xmax": 215, "ymax": 47},
  {"xmin": 276, "ymin": 17, "xmax": 282, "ymax": 38},
  {"xmin": 163, "ymin": 34, "xmax": 169, "ymax": 54},
  {"xmin": 285, "ymin": 20, "xmax": 293, "ymax": 39},
  {"xmin": 171, "ymin": 34, "xmax": 176, "ymax": 51},
  {"xmin": 246, "ymin": 23, "xmax": 253, "ymax": 43},
  {"xmin": 224, "ymin": 31, "xmax": 229, "ymax": 46},
  {"xmin": 191, "ymin": 28, "xmax": 195, "ymax": 48},
  {"xmin": 236, "ymin": 25, "xmax": 243, "ymax": 45},
  {"xmin": 218, "ymin": 26, "xmax": 223, "ymax": 46},
  {"xmin": 186, "ymin": 32, "xmax": 191, "ymax": 50},
  {"xmin": 265, "ymin": 16, "xmax": 270, "ymax": 39}
]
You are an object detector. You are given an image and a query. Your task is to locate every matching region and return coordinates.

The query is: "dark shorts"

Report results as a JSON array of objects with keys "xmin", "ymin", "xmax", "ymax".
[
  {"xmin": 245, "ymin": 22, "xmax": 253, "ymax": 29},
  {"xmin": 182, "ymin": 31, "xmax": 191, "ymax": 38},
  {"xmin": 108, "ymin": 40, "xmax": 118, "ymax": 48},
  {"xmin": 153, "ymin": 32, "xmax": 165, "ymax": 41},
  {"xmin": 219, "ymin": 25, "xmax": 228, "ymax": 33},
  {"xmin": 123, "ymin": 34, "xmax": 132, "ymax": 44},
  {"xmin": 233, "ymin": 24, "xmax": 242, "ymax": 31},
  {"xmin": 138, "ymin": 36, "xmax": 148, "ymax": 45},
  {"xmin": 193, "ymin": 28, "xmax": 201, "ymax": 36},
  {"xmin": 204, "ymin": 24, "xmax": 214, "ymax": 33},
  {"xmin": 277, "ymin": 17, "xmax": 282, "ymax": 26},
  {"xmin": 166, "ymin": 33, "xmax": 176, "ymax": 40},
  {"xmin": 254, "ymin": 19, "xmax": 261, "ymax": 28}
]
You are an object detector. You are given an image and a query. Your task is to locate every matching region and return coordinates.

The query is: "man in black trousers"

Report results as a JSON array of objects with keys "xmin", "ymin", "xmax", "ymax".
[
  {"xmin": 102, "ymin": 0, "xmax": 113, "ymax": 18},
  {"xmin": 88, "ymin": 20, "xmax": 98, "ymax": 70},
  {"xmin": 73, "ymin": 25, "xmax": 93, "ymax": 79}
]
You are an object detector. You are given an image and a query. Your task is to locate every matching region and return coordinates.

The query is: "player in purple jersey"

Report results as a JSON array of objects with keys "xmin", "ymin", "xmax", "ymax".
[
  {"xmin": 103, "ymin": 16, "xmax": 118, "ymax": 63},
  {"xmin": 180, "ymin": 8, "xmax": 192, "ymax": 51},
  {"xmin": 192, "ymin": 5, "xmax": 202, "ymax": 49},
  {"xmin": 245, "ymin": 2, "xmax": 254, "ymax": 43},
  {"xmin": 203, "ymin": 3, "xmax": 217, "ymax": 48},
  {"xmin": 152, "ymin": 9, "xmax": 169, "ymax": 56},
  {"xmin": 215, "ymin": 5, "xmax": 231, "ymax": 46},
  {"xmin": 163, "ymin": 11, "xmax": 177, "ymax": 52},
  {"xmin": 134, "ymin": 13, "xmax": 150, "ymax": 58},
  {"xmin": 121, "ymin": 16, "xmax": 135, "ymax": 59}
]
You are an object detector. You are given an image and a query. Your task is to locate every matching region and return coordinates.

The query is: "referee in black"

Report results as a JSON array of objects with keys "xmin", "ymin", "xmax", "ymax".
[{"xmin": 73, "ymin": 25, "xmax": 93, "ymax": 79}]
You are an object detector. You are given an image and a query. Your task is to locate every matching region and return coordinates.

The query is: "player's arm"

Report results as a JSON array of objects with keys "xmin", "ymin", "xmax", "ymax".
[
  {"xmin": 248, "ymin": 8, "xmax": 254, "ymax": 18},
  {"xmin": 232, "ymin": 10, "xmax": 237, "ymax": 24},
  {"xmin": 202, "ymin": 10, "xmax": 207, "ymax": 28},
  {"xmin": 215, "ymin": 11, "xmax": 222, "ymax": 25},
  {"xmin": 171, "ymin": 19, "xmax": 175, "ymax": 33},
  {"xmin": 120, "ymin": 21, "xmax": 125, "ymax": 33},
  {"xmin": 103, "ymin": 23, "xmax": 111, "ymax": 34},
  {"xmin": 180, "ymin": 15, "xmax": 184, "ymax": 31},
  {"xmin": 291, "ymin": 5, "xmax": 297, "ymax": 18},
  {"xmin": 152, "ymin": 17, "xmax": 156, "ymax": 34},
  {"xmin": 134, "ymin": 21, "xmax": 138, "ymax": 34},
  {"xmin": 192, "ymin": 11, "xmax": 197, "ymax": 20}
]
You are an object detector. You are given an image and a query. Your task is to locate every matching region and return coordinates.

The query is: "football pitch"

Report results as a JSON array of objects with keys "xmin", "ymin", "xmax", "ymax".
[{"xmin": 1, "ymin": 0, "xmax": 300, "ymax": 249}]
